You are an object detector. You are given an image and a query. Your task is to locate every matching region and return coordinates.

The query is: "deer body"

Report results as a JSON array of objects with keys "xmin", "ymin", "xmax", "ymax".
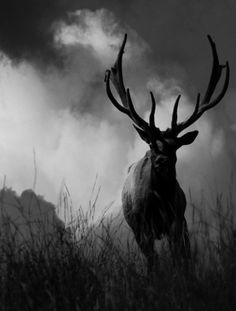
[
  {"xmin": 122, "ymin": 150, "xmax": 189, "ymax": 269},
  {"xmin": 105, "ymin": 34, "xmax": 229, "ymax": 271},
  {"xmin": 122, "ymin": 150, "xmax": 186, "ymax": 236}
]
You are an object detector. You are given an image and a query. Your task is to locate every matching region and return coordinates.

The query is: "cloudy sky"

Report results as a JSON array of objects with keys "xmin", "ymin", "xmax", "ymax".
[{"xmin": 0, "ymin": 0, "xmax": 235, "ymax": 220}]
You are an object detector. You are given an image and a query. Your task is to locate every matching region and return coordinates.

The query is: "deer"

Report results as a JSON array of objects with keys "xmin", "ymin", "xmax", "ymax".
[{"xmin": 105, "ymin": 34, "xmax": 229, "ymax": 272}]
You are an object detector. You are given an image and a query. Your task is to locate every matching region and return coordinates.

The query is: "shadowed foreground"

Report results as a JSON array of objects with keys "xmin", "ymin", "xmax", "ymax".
[{"xmin": 0, "ymin": 190, "xmax": 235, "ymax": 311}]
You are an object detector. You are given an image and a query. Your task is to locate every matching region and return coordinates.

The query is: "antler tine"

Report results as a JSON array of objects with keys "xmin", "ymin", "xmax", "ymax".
[
  {"xmin": 149, "ymin": 92, "xmax": 156, "ymax": 130},
  {"xmin": 148, "ymin": 91, "xmax": 165, "ymax": 139},
  {"xmin": 105, "ymin": 70, "xmax": 130, "ymax": 116},
  {"xmin": 197, "ymin": 35, "xmax": 229, "ymax": 111},
  {"xmin": 171, "ymin": 95, "xmax": 181, "ymax": 130},
  {"xmin": 110, "ymin": 34, "xmax": 128, "ymax": 106},
  {"xmin": 172, "ymin": 94, "xmax": 201, "ymax": 134},
  {"xmin": 171, "ymin": 35, "xmax": 230, "ymax": 135},
  {"xmin": 126, "ymin": 88, "xmax": 150, "ymax": 131},
  {"xmin": 106, "ymin": 34, "xmax": 155, "ymax": 133}
]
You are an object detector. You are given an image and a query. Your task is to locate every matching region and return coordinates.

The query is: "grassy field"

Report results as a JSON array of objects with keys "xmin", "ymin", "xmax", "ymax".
[{"xmin": 0, "ymin": 190, "xmax": 235, "ymax": 311}]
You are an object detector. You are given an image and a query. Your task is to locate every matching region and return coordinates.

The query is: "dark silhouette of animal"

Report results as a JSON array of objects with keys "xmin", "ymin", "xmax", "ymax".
[{"xmin": 105, "ymin": 34, "xmax": 229, "ymax": 272}]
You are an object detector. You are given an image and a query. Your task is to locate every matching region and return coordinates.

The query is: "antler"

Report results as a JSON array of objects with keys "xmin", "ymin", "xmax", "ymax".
[
  {"xmin": 105, "ymin": 34, "xmax": 161, "ymax": 138},
  {"xmin": 171, "ymin": 35, "xmax": 230, "ymax": 135}
]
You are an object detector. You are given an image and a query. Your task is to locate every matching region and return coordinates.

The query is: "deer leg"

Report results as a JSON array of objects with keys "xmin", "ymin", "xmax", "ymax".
[
  {"xmin": 181, "ymin": 218, "xmax": 191, "ymax": 260},
  {"xmin": 169, "ymin": 218, "xmax": 191, "ymax": 268},
  {"xmin": 130, "ymin": 214, "xmax": 158, "ymax": 274},
  {"xmin": 134, "ymin": 229, "xmax": 158, "ymax": 274}
]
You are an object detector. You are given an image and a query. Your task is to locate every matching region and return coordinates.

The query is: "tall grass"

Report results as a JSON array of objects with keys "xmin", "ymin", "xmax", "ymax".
[{"xmin": 0, "ymin": 187, "xmax": 235, "ymax": 311}]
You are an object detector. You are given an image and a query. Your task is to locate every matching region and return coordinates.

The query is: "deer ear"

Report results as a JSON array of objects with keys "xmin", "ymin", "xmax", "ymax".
[
  {"xmin": 177, "ymin": 130, "xmax": 199, "ymax": 148},
  {"xmin": 133, "ymin": 125, "xmax": 150, "ymax": 143}
]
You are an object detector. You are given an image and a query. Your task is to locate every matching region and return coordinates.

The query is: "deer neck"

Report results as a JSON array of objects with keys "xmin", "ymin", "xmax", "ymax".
[{"xmin": 149, "ymin": 152, "xmax": 177, "ymax": 199}]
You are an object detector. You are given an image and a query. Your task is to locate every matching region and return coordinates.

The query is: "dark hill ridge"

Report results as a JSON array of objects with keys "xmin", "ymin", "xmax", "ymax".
[{"xmin": 0, "ymin": 188, "xmax": 65, "ymax": 245}]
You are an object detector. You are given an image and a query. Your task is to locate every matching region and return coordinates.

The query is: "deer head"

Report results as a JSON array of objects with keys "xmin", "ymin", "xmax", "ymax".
[{"xmin": 105, "ymin": 34, "xmax": 229, "ymax": 178}]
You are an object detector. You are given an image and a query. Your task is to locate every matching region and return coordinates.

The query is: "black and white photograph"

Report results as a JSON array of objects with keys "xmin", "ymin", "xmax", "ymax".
[{"xmin": 0, "ymin": 1, "xmax": 235, "ymax": 310}]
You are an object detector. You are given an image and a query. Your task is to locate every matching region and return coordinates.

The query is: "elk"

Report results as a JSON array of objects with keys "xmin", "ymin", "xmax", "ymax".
[{"xmin": 105, "ymin": 34, "xmax": 229, "ymax": 272}]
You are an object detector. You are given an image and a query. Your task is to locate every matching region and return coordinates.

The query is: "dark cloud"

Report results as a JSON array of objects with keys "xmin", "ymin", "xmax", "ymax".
[
  {"xmin": 114, "ymin": 0, "xmax": 236, "ymax": 90},
  {"xmin": 0, "ymin": 0, "xmax": 235, "ymax": 90},
  {"xmin": 0, "ymin": 0, "xmax": 71, "ymax": 66},
  {"xmin": 0, "ymin": 0, "xmax": 117, "ymax": 66}
]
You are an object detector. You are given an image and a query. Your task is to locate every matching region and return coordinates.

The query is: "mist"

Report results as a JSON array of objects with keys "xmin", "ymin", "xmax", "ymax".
[{"xmin": 0, "ymin": 6, "xmax": 235, "ymax": 224}]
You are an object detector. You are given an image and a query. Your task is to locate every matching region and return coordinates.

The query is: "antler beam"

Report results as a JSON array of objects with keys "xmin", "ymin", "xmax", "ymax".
[
  {"xmin": 171, "ymin": 35, "xmax": 230, "ymax": 135},
  {"xmin": 105, "ymin": 34, "xmax": 162, "ymax": 138}
]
